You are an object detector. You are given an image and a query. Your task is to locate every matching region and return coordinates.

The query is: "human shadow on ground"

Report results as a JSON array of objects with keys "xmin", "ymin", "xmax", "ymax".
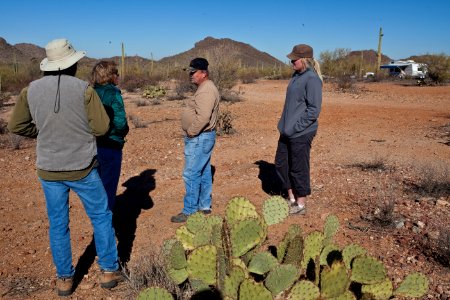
[
  {"xmin": 254, "ymin": 160, "xmax": 285, "ymax": 197},
  {"xmin": 72, "ymin": 169, "xmax": 156, "ymax": 290}
]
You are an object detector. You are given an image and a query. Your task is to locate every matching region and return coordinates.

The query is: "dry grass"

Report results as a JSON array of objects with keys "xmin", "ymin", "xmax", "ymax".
[
  {"xmin": 128, "ymin": 115, "xmax": 148, "ymax": 128},
  {"xmin": 125, "ymin": 251, "xmax": 192, "ymax": 299},
  {"xmin": 411, "ymin": 163, "xmax": 450, "ymax": 199}
]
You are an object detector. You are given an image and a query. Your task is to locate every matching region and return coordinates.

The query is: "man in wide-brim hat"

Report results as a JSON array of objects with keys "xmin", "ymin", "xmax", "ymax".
[{"xmin": 8, "ymin": 38, "xmax": 123, "ymax": 296}]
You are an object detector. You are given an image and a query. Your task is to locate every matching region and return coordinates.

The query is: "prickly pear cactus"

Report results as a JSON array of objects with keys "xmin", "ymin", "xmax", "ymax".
[
  {"xmin": 277, "ymin": 224, "xmax": 303, "ymax": 263},
  {"xmin": 137, "ymin": 287, "xmax": 174, "ymax": 300},
  {"xmin": 175, "ymin": 225, "xmax": 195, "ymax": 250},
  {"xmin": 167, "ymin": 267, "xmax": 188, "ymax": 285},
  {"xmin": 248, "ymin": 251, "xmax": 278, "ymax": 275},
  {"xmin": 320, "ymin": 262, "xmax": 350, "ymax": 298},
  {"xmin": 361, "ymin": 277, "xmax": 393, "ymax": 300},
  {"xmin": 239, "ymin": 278, "xmax": 272, "ymax": 300},
  {"xmin": 163, "ymin": 239, "xmax": 187, "ymax": 270},
  {"xmin": 288, "ymin": 280, "xmax": 320, "ymax": 300},
  {"xmin": 264, "ymin": 264, "xmax": 298, "ymax": 296},
  {"xmin": 230, "ymin": 218, "xmax": 265, "ymax": 257},
  {"xmin": 320, "ymin": 243, "xmax": 341, "ymax": 266},
  {"xmin": 323, "ymin": 214, "xmax": 339, "ymax": 245},
  {"xmin": 301, "ymin": 231, "xmax": 324, "ymax": 269},
  {"xmin": 226, "ymin": 196, "xmax": 259, "ymax": 224},
  {"xmin": 223, "ymin": 266, "xmax": 246, "ymax": 299},
  {"xmin": 187, "ymin": 245, "xmax": 217, "ymax": 285},
  {"xmin": 342, "ymin": 243, "xmax": 367, "ymax": 269},
  {"xmin": 283, "ymin": 234, "xmax": 304, "ymax": 266},
  {"xmin": 394, "ymin": 272, "xmax": 428, "ymax": 298},
  {"xmin": 262, "ymin": 196, "xmax": 289, "ymax": 225},
  {"xmin": 350, "ymin": 256, "xmax": 386, "ymax": 284},
  {"xmin": 186, "ymin": 212, "xmax": 208, "ymax": 234}
]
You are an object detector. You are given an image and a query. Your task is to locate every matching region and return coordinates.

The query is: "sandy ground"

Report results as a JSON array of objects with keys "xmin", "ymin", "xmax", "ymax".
[{"xmin": 0, "ymin": 80, "xmax": 449, "ymax": 299}]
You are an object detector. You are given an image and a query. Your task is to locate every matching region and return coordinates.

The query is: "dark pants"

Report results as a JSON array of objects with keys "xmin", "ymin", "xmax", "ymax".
[
  {"xmin": 97, "ymin": 146, "xmax": 123, "ymax": 210},
  {"xmin": 275, "ymin": 131, "xmax": 316, "ymax": 197}
]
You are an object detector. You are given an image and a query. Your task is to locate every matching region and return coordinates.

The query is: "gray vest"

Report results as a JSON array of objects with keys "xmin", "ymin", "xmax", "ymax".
[{"xmin": 28, "ymin": 75, "xmax": 97, "ymax": 171}]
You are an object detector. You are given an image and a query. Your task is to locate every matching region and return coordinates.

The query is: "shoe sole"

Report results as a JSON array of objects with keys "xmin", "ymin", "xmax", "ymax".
[
  {"xmin": 100, "ymin": 281, "xmax": 118, "ymax": 289},
  {"xmin": 57, "ymin": 289, "xmax": 73, "ymax": 297}
]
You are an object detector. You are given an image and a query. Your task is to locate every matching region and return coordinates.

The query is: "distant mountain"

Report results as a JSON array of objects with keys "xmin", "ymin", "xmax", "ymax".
[
  {"xmin": 0, "ymin": 37, "xmax": 42, "ymax": 64},
  {"xmin": 159, "ymin": 37, "xmax": 284, "ymax": 68},
  {"xmin": 348, "ymin": 50, "xmax": 391, "ymax": 65}
]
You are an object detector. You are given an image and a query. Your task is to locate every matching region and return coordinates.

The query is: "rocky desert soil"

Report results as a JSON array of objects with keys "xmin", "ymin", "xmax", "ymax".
[{"xmin": 0, "ymin": 80, "xmax": 449, "ymax": 299}]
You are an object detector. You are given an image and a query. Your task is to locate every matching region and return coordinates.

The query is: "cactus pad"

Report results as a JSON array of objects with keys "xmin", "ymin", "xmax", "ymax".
[
  {"xmin": 301, "ymin": 231, "xmax": 324, "ymax": 269},
  {"xmin": 230, "ymin": 218, "xmax": 265, "ymax": 257},
  {"xmin": 262, "ymin": 196, "xmax": 289, "ymax": 225},
  {"xmin": 323, "ymin": 214, "xmax": 339, "ymax": 245},
  {"xmin": 320, "ymin": 262, "xmax": 350, "ymax": 298},
  {"xmin": 175, "ymin": 225, "xmax": 195, "ymax": 250},
  {"xmin": 361, "ymin": 277, "xmax": 393, "ymax": 300},
  {"xmin": 164, "ymin": 239, "xmax": 187, "ymax": 270},
  {"xmin": 288, "ymin": 280, "xmax": 320, "ymax": 300},
  {"xmin": 187, "ymin": 245, "xmax": 217, "ymax": 285},
  {"xmin": 223, "ymin": 266, "xmax": 246, "ymax": 299},
  {"xmin": 320, "ymin": 243, "xmax": 341, "ymax": 266},
  {"xmin": 225, "ymin": 196, "xmax": 259, "ymax": 224},
  {"xmin": 394, "ymin": 272, "xmax": 428, "ymax": 298},
  {"xmin": 167, "ymin": 267, "xmax": 188, "ymax": 284},
  {"xmin": 248, "ymin": 251, "xmax": 278, "ymax": 275},
  {"xmin": 342, "ymin": 243, "xmax": 367, "ymax": 269},
  {"xmin": 137, "ymin": 287, "xmax": 174, "ymax": 300},
  {"xmin": 264, "ymin": 263, "xmax": 298, "ymax": 295},
  {"xmin": 350, "ymin": 256, "xmax": 386, "ymax": 284},
  {"xmin": 239, "ymin": 278, "xmax": 272, "ymax": 300},
  {"xmin": 186, "ymin": 212, "xmax": 208, "ymax": 234}
]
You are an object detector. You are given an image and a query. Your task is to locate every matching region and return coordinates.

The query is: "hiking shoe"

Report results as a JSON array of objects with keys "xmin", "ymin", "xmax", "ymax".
[
  {"xmin": 56, "ymin": 277, "xmax": 73, "ymax": 296},
  {"xmin": 289, "ymin": 205, "xmax": 306, "ymax": 215},
  {"xmin": 171, "ymin": 213, "xmax": 189, "ymax": 223},
  {"xmin": 200, "ymin": 209, "xmax": 212, "ymax": 215},
  {"xmin": 285, "ymin": 198, "xmax": 297, "ymax": 206},
  {"xmin": 100, "ymin": 270, "xmax": 124, "ymax": 289}
]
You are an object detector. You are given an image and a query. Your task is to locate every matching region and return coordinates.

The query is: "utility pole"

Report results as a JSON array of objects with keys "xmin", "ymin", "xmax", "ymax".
[{"xmin": 377, "ymin": 27, "xmax": 383, "ymax": 73}]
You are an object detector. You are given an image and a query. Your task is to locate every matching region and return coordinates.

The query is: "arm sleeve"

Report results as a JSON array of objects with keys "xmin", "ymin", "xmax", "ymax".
[
  {"xmin": 110, "ymin": 92, "xmax": 129, "ymax": 137},
  {"xmin": 7, "ymin": 88, "xmax": 38, "ymax": 138},
  {"xmin": 85, "ymin": 86, "xmax": 110, "ymax": 136},
  {"xmin": 294, "ymin": 77, "xmax": 322, "ymax": 132},
  {"xmin": 187, "ymin": 90, "xmax": 215, "ymax": 136}
]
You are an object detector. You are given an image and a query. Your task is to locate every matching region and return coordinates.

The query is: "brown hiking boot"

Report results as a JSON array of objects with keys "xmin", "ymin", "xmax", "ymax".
[
  {"xmin": 100, "ymin": 270, "xmax": 124, "ymax": 289},
  {"xmin": 56, "ymin": 277, "xmax": 73, "ymax": 296}
]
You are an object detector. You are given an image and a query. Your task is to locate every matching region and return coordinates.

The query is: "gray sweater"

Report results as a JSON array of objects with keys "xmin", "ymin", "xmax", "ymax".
[{"xmin": 277, "ymin": 68, "xmax": 322, "ymax": 138}]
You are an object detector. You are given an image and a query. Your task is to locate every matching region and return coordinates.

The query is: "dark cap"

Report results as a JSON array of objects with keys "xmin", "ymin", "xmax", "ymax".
[
  {"xmin": 187, "ymin": 57, "xmax": 209, "ymax": 72},
  {"xmin": 287, "ymin": 44, "xmax": 313, "ymax": 60}
]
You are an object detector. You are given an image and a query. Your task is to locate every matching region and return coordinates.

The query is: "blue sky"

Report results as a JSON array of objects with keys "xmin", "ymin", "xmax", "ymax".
[{"xmin": 1, "ymin": 0, "xmax": 449, "ymax": 62}]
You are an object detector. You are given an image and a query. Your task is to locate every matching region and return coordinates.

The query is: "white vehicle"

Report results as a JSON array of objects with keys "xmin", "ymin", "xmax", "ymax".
[
  {"xmin": 380, "ymin": 60, "xmax": 427, "ymax": 79},
  {"xmin": 363, "ymin": 72, "xmax": 375, "ymax": 78}
]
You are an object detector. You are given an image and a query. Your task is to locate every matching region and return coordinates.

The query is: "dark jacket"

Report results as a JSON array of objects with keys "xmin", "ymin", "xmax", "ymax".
[
  {"xmin": 94, "ymin": 84, "xmax": 129, "ymax": 149},
  {"xmin": 277, "ymin": 68, "xmax": 322, "ymax": 138}
]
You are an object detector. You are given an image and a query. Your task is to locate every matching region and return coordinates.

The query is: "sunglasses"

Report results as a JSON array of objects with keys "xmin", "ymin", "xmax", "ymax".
[{"xmin": 291, "ymin": 59, "xmax": 298, "ymax": 64}]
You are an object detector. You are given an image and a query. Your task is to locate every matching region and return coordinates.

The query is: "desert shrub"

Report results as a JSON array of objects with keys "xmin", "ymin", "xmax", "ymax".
[
  {"xmin": 412, "ymin": 163, "xmax": 450, "ymax": 198},
  {"xmin": 9, "ymin": 133, "xmax": 24, "ymax": 150},
  {"xmin": 142, "ymin": 85, "xmax": 166, "ymax": 99},
  {"xmin": 134, "ymin": 99, "xmax": 150, "ymax": 107},
  {"xmin": 125, "ymin": 251, "xmax": 190, "ymax": 299},
  {"xmin": 0, "ymin": 118, "xmax": 7, "ymax": 134},
  {"xmin": 337, "ymin": 74, "xmax": 354, "ymax": 91},
  {"xmin": 216, "ymin": 110, "xmax": 235, "ymax": 135},
  {"xmin": 220, "ymin": 89, "xmax": 243, "ymax": 103},
  {"xmin": 421, "ymin": 226, "xmax": 450, "ymax": 267},
  {"xmin": 128, "ymin": 114, "xmax": 147, "ymax": 128},
  {"xmin": 0, "ymin": 91, "xmax": 11, "ymax": 109},
  {"xmin": 348, "ymin": 156, "xmax": 389, "ymax": 172},
  {"xmin": 167, "ymin": 80, "xmax": 193, "ymax": 101},
  {"xmin": 120, "ymin": 73, "xmax": 164, "ymax": 92}
]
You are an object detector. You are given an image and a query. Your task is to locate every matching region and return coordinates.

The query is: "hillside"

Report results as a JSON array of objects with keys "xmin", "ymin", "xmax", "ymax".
[
  {"xmin": 348, "ymin": 49, "xmax": 391, "ymax": 65},
  {"xmin": 159, "ymin": 36, "xmax": 284, "ymax": 68}
]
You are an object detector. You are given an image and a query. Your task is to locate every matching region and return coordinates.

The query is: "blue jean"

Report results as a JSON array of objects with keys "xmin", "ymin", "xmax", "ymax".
[
  {"xmin": 39, "ymin": 168, "xmax": 119, "ymax": 278},
  {"xmin": 97, "ymin": 147, "xmax": 123, "ymax": 210},
  {"xmin": 182, "ymin": 130, "xmax": 216, "ymax": 215}
]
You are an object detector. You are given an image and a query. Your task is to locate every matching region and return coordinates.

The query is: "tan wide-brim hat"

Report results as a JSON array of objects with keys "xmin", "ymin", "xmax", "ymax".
[{"xmin": 40, "ymin": 38, "xmax": 86, "ymax": 71}]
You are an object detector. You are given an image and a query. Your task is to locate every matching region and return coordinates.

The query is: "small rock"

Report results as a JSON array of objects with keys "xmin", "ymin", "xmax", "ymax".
[
  {"xmin": 412, "ymin": 226, "xmax": 421, "ymax": 233},
  {"xmin": 436, "ymin": 199, "xmax": 449, "ymax": 207},
  {"xmin": 79, "ymin": 282, "xmax": 95, "ymax": 290},
  {"xmin": 416, "ymin": 221, "xmax": 426, "ymax": 228}
]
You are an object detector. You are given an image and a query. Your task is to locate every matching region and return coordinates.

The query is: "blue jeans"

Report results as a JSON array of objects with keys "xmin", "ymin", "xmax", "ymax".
[
  {"xmin": 182, "ymin": 131, "xmax": 216, "ymax": 215},
  {"xmin": 39, "ymin": 168, "xmax": 119, "ymax": 278},
  {"xmin": 97, "ymin": 147, "xmax": 123, "ymax": 210}
]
